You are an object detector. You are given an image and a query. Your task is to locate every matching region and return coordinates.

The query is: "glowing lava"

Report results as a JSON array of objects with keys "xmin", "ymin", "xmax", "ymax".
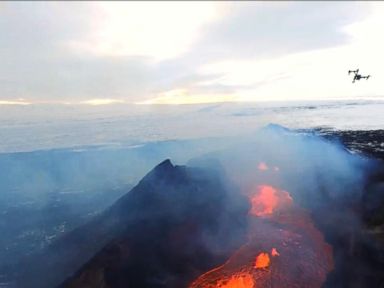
[
  {"xmin": 254, "ymin": 252, "xmax": 270, "ymax": 269},
  {"xmin": 249, "ymin": 185, "xmax": 292, "ymax": 217},
  {"xmin": 189, "ymin": 184, "xmax": 333, "ymax": 288},
  {"xmin": 213, "ymin": 273, "xmax": 254, "ymax": 288}
]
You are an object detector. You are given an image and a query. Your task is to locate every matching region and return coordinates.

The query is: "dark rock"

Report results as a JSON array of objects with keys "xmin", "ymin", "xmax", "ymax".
[
  {"xmin": 13, "ymin": 159, "xmax": 248, "ymax": 288},
  {"xmin": 60, "ymin": 159, "xmax": 249, "ymax": 288}
]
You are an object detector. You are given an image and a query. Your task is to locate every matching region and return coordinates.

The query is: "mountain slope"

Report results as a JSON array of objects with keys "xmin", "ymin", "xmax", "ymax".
[{"xmin": 13, "ymin": 159, "xmax": 249, "ymax": 288}]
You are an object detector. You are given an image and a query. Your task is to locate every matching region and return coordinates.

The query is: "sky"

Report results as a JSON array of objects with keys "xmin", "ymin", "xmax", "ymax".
[{"xmin": 1, "ymin": 1, "xmax": 384, "ymax": 105}]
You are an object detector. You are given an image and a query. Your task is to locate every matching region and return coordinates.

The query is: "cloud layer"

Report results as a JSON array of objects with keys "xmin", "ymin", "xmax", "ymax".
[{"xmin": 0, "ymin": 2, "xmax": 381, "ymax": 104}]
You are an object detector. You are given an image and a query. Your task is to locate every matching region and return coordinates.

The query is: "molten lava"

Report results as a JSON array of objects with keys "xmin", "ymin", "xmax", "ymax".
[
  {"xmin": 214, "ymin": 273, "xmax": 254, "ymax": 288},
  {"xmin": 254, "ymin": 252, "xmax": 270, "ymax": 269},
  {"xmin": 249, "ymin": 185, "xmax": 292, "ymax": 217},
  {"xmin": 189, "ymin": 184, "xmax": 333, "ymax": 288}
]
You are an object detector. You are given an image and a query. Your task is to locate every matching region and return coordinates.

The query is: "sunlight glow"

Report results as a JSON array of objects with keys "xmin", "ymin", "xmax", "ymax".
[
  {"xmin": 81, "ymin": 98, "xmax": 126, "ymax": 105},
  {"xmin": 67, "ymin": 2, "xmax": 225, "ymax": 60},
  {"xmin": 0, "ymin": 99, "xmax": 31, "ymax": 105},
  {"xmin": 136, "ymin": 88, "xmax": 236, "ymax": 105}
]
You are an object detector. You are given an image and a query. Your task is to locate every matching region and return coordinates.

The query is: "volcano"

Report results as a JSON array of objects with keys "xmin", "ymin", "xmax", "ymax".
[
  {"xmin": 53, "ymin": 159, "xmax": 248, "ymax": 288},
  {"xmin": 60, "ymin": 161, "xmax": 334, "ymax": 288},
  {"xmin": 10, "ymin": 127, "xmax": 384, "ymax": 288}
]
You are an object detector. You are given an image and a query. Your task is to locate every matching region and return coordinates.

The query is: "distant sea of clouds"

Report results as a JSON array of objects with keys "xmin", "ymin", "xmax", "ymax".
[{"xmin": 1, "ymin": 100, "xmax": 383, "ymax": 153}]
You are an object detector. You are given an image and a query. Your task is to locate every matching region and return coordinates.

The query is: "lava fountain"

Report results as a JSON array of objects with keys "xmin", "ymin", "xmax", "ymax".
[
  {"xmin": 249, "ymin": 185, "xmax": 292, "ymax": 217},
  {"xmin": 254, "ymin": 252, "xmax": 270, "ymax": 269}
]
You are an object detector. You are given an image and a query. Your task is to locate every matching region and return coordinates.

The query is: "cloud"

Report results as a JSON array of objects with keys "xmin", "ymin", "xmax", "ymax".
[
  {"xmin": 66, "ymin": 2, "xmax": 224, "ymax": 61},
  {"xmin": 0, "ymin": 2, "xmax": 377, "ymax": 103},
  {"xmin": 188, "ymin": 2, "xmax": 369, "ymax": 61},
  {"xmin": 0, "ymin": 2, "xmax": 225, "ymax": 102}
]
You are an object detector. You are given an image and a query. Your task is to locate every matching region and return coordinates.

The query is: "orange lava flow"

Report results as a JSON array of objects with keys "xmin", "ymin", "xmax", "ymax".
[
  {"xmin": 215, "ymin": 273, "xmax": 254, "ymax": 288},
  {"xmin": 254, "ymin": 252, "xmax": 270, "ymax": 269},
  {"xmin": 189, "ymin": 185, "xmax": 333, "ymax": 288},
  {"xmin": 249, "ymin": 185, "xmax": 292, "ymax": 217}
]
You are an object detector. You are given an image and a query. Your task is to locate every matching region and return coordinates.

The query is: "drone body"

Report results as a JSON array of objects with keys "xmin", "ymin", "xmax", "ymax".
[{"xmin": 348, "ymin": 69, "xmax": 371, "ymax": 83}]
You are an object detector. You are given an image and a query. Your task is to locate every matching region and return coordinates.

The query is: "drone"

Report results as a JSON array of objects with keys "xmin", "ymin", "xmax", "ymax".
[{"xmin": 348, "ymin": 69, "xmax": 371, "ymax": 83}]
